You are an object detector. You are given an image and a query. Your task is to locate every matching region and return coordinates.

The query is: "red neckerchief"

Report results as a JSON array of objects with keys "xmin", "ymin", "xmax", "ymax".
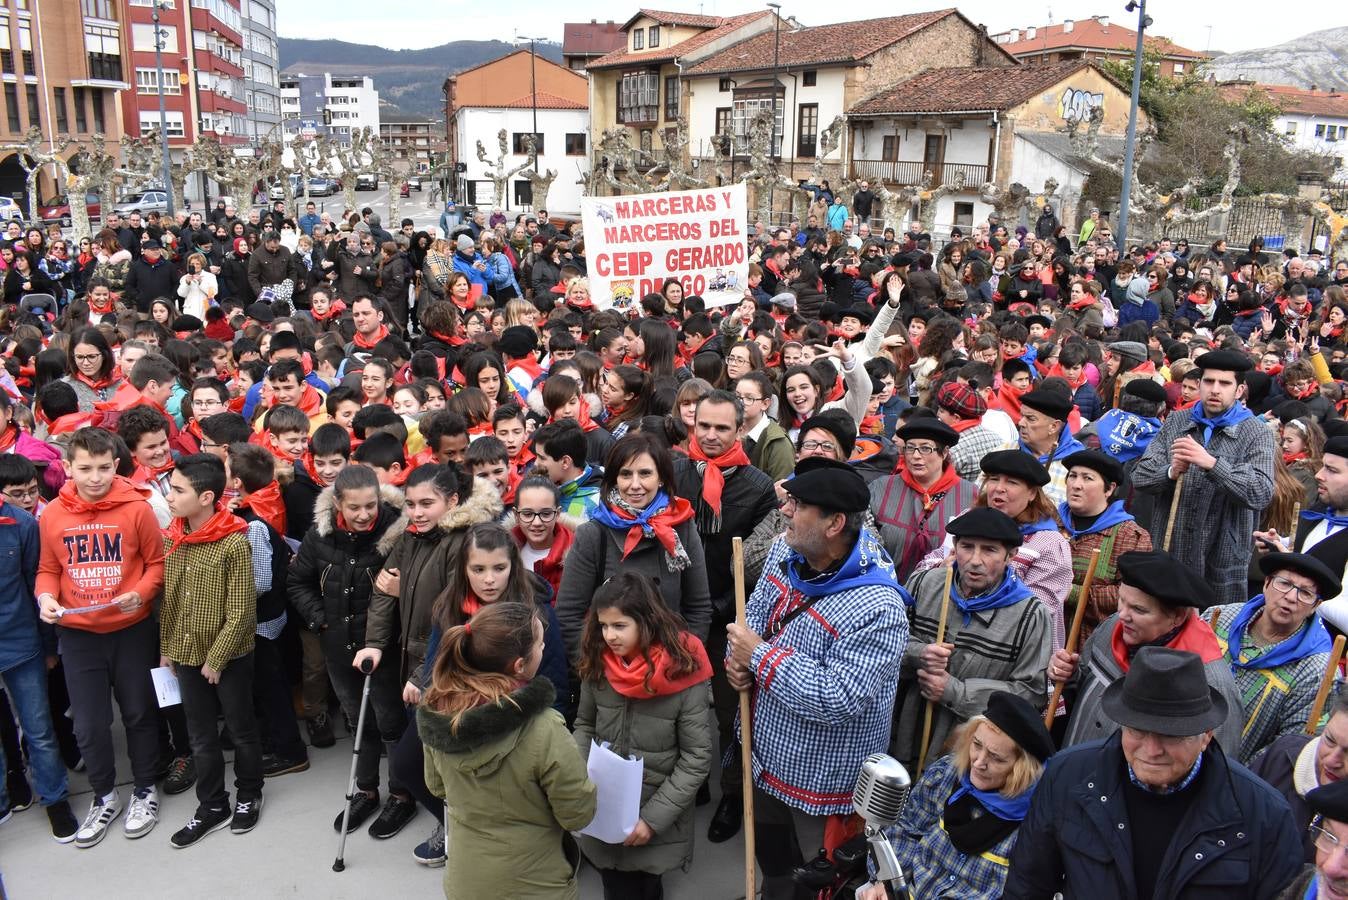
[
  {"xmin": 860, "ymin": 414, "xmax": 884, "ymax": 436},
  {"xmin": 274, "ymin": 383, "xmax": 325, "ymax": 419},
  {"xmin": 467, "ymin": 421, "xmax": 493, "ymax": 438},
  {"xmin": 163, "ymin": 507, "xmax": 248, "ymax": 555},
  {"xmin": 601, "ymin": 634, "xmax": 713, "ymax": 699},
  {"xmin": 1234, "ymin": 307, "xmax": 1263, "ymax": 319},
  {"xmin": 336, "ymin": 510, "xmax": 376, "ymax": 532},
  {"xmin": 501, "ymin": 468, "xmax": 522, "ymax": 506},
  {"xmin": 410, "ymin": 447, "xmax": 437, "ymax": 468},
  {"xmin": 605, "ymin": 494, "xmax": 695, "ymax": 560},
  {"xmin": 132, "ymin": 457, "xmax": 176, "ymax": 485},
  {"xmin": 1288, "ymin": 379, "xmax": 1318, "ymax": 401},
  {"xmin": 310, "ymin": 299, "xmax": 346, "ymax": 323},
  {"xmin": 459, "ymin": 592, "xmax": 483, "ymax": 618},
  {"xmin": 826, "ymin": 374, "xmax": 845, "ymax": 403},
  {"xmin": 1284, "ymin": 451, "xmax": 1308, "ymax": 465},
  {"xmin": 552, "ymin": 402, "xmax": 600, "ymax": 433},
  {"xmin": 428, "ymin": 328, "xmax": 465, "ymax": 348},
  {"xmin": 512, "ymin": 445, "xmax": 535, "ymax": 476},
  {"xmin": 992, "ymin": 381, "xmax": 1026, "ymax": 421},
  {"xmin": 0, "ymin": 424, "xmax": 18, "ymax": 453},
  {"xmin": 948, "ymin": 416, "xmax": 982, "ymax": 433},
  {"xmin": 896, "ymin": 461, "xmax": 960, "ymax": 511},
  {"xmin": 300, "ymin": 451, "xmax": 329, "ymax": 487},
  {"xmin": 1110, "ymin": 612, "xmax": 1222, "ymax": 672},
  {"xmin": 88, "ymin": 291, "xmax": 115, "ymax": 315},
  {"xmin": 686, "ymin": 434, "xmax": 750, "ymax": 516},
  {"xmin": 246, "ymin": 429, "xmax": 300, "ymax": 463},
  {"xmin": 387, "ymin": 462, "xmax": 411, "ymax": 487},
  {"xmin": 352, "ymin": 324, "xmax": 390, "ymax": 349},
  {"xmin": 46, "ymin": 410, "xmax": 105, "ymax": 435},
  {"xmin": 1045, "ymin": 362, "xmax": 1087, "ymax": 393},
  {"xmin": 239, "ymin": 481, "xmax": 287, "ymax": 535},
  {"xmin": 180, "ymin": 419, "xmax": 205, "ymax": 454}
]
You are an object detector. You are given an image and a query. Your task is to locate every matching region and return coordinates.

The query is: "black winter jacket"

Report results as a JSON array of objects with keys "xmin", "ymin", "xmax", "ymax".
[
  {"xmin": 1004, "ymin": 735, "xmax": 1302, "ymax": 900},
  {"xmin": 287, "ymin": 484, "xmax": 406, "ymax": 655}
]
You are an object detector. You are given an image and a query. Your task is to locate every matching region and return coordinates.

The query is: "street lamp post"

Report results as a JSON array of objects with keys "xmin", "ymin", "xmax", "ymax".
[
  {"xmin": 518, "ymin": 35, "xmax": 546, "ymax": 210},
  {"xmin": 1117, "ymin": 0, "xmax": 1151, "ymax": 248},
  {"xmin": 767, "ymin": 3, "xmax": 782, "ymax": 159},
  {"xmin": 152, "ymin": 0, "xmax": 175, "ymax": 218}
]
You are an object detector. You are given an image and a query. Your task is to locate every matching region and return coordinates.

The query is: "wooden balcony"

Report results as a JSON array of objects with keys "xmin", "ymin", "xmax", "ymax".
[{"xmin": 848, "ymin": 160, "xmax": 987, "ymax": 188}]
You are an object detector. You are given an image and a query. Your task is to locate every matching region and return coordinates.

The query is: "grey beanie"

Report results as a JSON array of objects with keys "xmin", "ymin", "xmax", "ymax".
[
  {"xmin": 770, "ymin": 292, "xmax": 797, "ymax": 310},
  {"xmin": 456, "ymin": 233, "xmax": 475, "ymax": 253}
]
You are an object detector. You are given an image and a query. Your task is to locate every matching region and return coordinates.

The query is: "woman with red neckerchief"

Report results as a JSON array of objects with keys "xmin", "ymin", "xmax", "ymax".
[{"xmin": 62, "ymin": 327, "xmax": 139, "ymax": 413}]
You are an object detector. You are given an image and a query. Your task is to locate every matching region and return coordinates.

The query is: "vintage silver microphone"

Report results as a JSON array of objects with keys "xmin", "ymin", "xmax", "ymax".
[{"xmin": 852, "ymin": 753, "xmax": 913, "ymax": 900}]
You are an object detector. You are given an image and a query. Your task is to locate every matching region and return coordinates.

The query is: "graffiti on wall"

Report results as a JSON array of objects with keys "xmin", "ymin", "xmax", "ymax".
[{"xmin": 1059, "ymin": 87, "xmax": 1105, "ymax": 124}]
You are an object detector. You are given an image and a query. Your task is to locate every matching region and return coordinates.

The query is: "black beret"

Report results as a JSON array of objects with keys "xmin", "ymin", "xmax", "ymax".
[
  {"xmin": 171, "ymin": 315, "xmax": 203, "ymax": 333},
  {"xmin": 896, "ymin": 418, "xmax": 960, "ymax": 448},
  {"xmin": 1117, "ymin": 550, "xmax": 1215, "ymax": 609},
  {"xmin": 783, "ymin": 457, "xmax": 869, "ymax": 513},
  {"xmin": 947, "ymin": 507, "xmax": 1023, "ymax": 547},
  {"xmin": 1326, "ymin": 437, "xmax": 1348, "ymax": 459},
  {"xmin": 142, "ymin": 238, "xmax": 163, "ymax": 250},
  {"xmin": 1024, "ymin": 315, "xmax": 1053, "ymax": 331},
  {"xmin": 1020, "ymin": 387, "xmax": 1073, "ymax": 422},
  {"xmin": 980, "ymin": 449, "xmax": 1050, "ymax": 486},
  {"xmin": 891, "ymin": 251, "xmax": 921, "ymax": 268},
  {"xmin": 1307, "ymin": 778, "xmax": 1348, "ymax": 824},
  {"xmin": 1323, "ymin": 420, "xmax": 1348, "ymax": 441},
  {"xmin": 799, "ymin": 410, "xmax": 857, "ymax": 460},
  {"xmin": 1194, "ymin": 349, "xmax": 1253, "ymax": 373},
  {"xmin": 1062, "ymin": 449, "xmax": 1124, "ymax": 486},
  {"xmin": 983, "ymin": 691, "xmax": 1055, "ymax": 764},
  {"xmin": 839, "ymin": 305, "xmax": 874, "ymax": 325},
  {"xmin": 497, "ymin": 325, "xmax": 539, "ymax": 359},
  {"xmin": 1123, "ymin": 378, "xmax": 1167, "ymax": 405},
  {"xmin": 244, "ymin": 301, "xmax": 275, "ymax": 324},
  {"xmin": 1258, "ymin": 552, "xmax": 1343, "ymax": 601}
]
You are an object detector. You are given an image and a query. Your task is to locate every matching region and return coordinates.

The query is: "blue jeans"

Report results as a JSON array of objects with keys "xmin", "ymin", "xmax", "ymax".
[{"xmin": 0, "ymin": 653, "xmax": 69, "ymax": 808}]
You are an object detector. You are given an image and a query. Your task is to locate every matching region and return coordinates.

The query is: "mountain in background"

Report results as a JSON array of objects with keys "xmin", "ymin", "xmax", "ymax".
[
  {"xmin": 1202, "ymin": 26, "xmax": 1348, "ymax": 91},
  {"xmin": 278, "ymin": 38, "xmax": 564, "ymax": 120}
]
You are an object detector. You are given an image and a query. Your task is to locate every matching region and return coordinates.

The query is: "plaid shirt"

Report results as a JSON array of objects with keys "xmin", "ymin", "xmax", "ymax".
[
  {"xmin": 159, "ymin": 532, "xmax": 256, "ymax": 672},
  {"xmin": 881, "ymin": 755, "xmax": 1020, "ymax": 900},
  {"xmin": 949, "ymin": 426, "xmax": 1011, "ymax": 484},
  {"xmin": 1211, "ymin": 602, "xmax": 1335, "ymax": 764},
  {"xmin": 738, "ymin": 532, "xmax": 909, "ymax": 816},
  {"xmin": 1132, "ymin": 407, "xmax": 1276, "ymax": 606}
]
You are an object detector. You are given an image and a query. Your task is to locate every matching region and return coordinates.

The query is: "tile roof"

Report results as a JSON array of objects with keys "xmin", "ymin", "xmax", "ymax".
[
  {"xmin": 495, "ymin": 92, "xmax": 588, "ymax": 110},
  {"xmin": 1017, "ymin": 130, "xmax": 1128, "ymax": 169},
  {"xmin": 562, "ymin": 20, "xmax": 626, "ymax": 57},
  {"xmin": 849, "ymin": 60, "xmax": 1099, "ymax": 115},
  {"xmin": 683, "ymin": 9, "xmax": 960, "ymax": 76},
  {"xmin": 623, "ymin": 9, "xmax": 724, "ymax": 30},
  {"xmin": 994, "ymin": 17, "xmax": 1205, "ymax": 60},
  {"xmin": 588, "ymin": 10, "xmax": 773, "ymax": 70},
  {"xmin": 1218, "ymin": 82, "xmax": 1348, "ymax": 120}
]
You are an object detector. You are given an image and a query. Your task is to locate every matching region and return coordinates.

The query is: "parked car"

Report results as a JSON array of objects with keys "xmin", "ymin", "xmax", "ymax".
[
  {"xmin": 113, "ymin": 190, "xmax": 169, "ymax": 216},
  {"xmin": 307, "ymin": 177, "xmax": 339, "ymax": 197},
  {"xmin": 406, "ymin": 177, "xmax": 423, "ymax": 192},
  {"xmin": 268, "ymin": 175, "xmax": 303, "ymax": 202},
  {"xmin": 355, "ymin": 173, "xmax": 378, "ymax": 191},
  {"xmin": 0, "ymin": 196, "xmax": 24, "ymax": 222},
  {"xmin": 38, "ymin": 193, "xmax": 102, "ymax": 227}
]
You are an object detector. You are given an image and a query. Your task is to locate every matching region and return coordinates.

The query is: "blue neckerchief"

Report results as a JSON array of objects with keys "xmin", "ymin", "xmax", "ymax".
[
  {"xmin": 1094, "ymin": 409, "xmax": 1161, "ymax": 463},
  {"xmin": 1225, "ymin": 596, "xmax": 1333, "ymax": 671},
  {"xmin": 1019, "ymin": 425, "xmax": 1084, "ymax": 465},
  {"xmin": 1189, "ymin": 401, "xmax": 1255, "ymax": 448},
  {"xmin": 949, "ymin": 772, "xmax": 1035, "ymax": 822},
  {"xmin": 1305, "ymin": 878, "xmax": 1318, "ymax": 900},
  {"xmin": 589, "ymin": 489, "xmax": 670, "ymax": 535},
  {"xmin": 1128, "ymin": 751, "xmax": 1202, "ymax": 795},
  {"xmin": 949, "ymin": 566, "xmax": 1035, "ymax": 625},
  {"xmin": 1020, "ymin": 517, "xmax": 1059, "ymax": 537},
  {"xmin": 1058, "ymin": 500, "xmax": 1134, "ymax": 540},
  {"xmin": 785, "ymin": 527, "xmax": 902, "ymax": 599},
  {"xmin": 1303, "ymin": 508, "xmax": 1348, "ymax": 531}
]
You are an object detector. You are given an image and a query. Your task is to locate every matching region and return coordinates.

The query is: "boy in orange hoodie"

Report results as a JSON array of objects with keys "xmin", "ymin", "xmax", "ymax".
[{"xmin": 37, "ymin": 427, "xmax": 166, "ymax": 848}]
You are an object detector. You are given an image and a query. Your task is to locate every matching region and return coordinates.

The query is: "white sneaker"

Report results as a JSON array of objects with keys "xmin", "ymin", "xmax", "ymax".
[
  {"xmin": 124, "ymin": 787, "xmax": 159, "ymax": 839},
  {"xmin": 74, "ymin": 791, "xmax": 122, "ymax": 849}
]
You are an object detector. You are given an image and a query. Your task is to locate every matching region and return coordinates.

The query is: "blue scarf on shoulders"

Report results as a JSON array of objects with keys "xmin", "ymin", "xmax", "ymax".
[
  {"xmin": 1225, "ymin": 595, "xmax": 1333, "ymax": 671},
  {"xmin": 949, "ymin": 772, "xmax": 1035, "ymax": 822},
  {"xmin": 1302, "ymin": 507, "xmax": 1348, "ymax": 531},
  {"xmin": 949, "ymin": 566, "xmax": 1035, "ymax": 625},
  {"xmin": 1058, "ymin": 500, "xmax": 1134, "ymax": 540},
  {"xmin": 1095, "ymin": 409, "xmax": 1161, "ymax": 463},
  {"xmin": 1020, "ymin": 425, "xmax": 1084, "ymax": 465},
  {"xmin": 786, "ymin": 527, "xmax": 904, "ymax": 599},
  {"xmin": 1188, "ymin": 401, "xmax": 1255, "ymax": 448},
  {"xmin": 1020, "ymin": 517, "xmax": 1059, "ymax": 537}
]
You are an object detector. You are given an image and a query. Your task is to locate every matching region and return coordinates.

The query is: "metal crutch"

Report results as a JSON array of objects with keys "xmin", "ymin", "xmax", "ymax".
[{"xmin": 333, "ymin": 658, "xmax": 375, "ymax": 872}]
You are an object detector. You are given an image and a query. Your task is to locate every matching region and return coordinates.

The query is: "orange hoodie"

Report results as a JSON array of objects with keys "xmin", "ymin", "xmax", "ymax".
[{"xmin": 36, "ymin": 476, "xmax": 166, "ymax": 634}]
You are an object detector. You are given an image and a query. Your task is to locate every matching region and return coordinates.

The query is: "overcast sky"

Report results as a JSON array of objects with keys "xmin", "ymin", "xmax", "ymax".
[{"xmin": 276, "ymin": 0, "xmax": 1343, "ymax": 56}]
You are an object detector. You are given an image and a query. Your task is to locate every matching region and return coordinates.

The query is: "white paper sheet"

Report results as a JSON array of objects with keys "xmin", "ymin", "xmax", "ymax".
[
  {"xmin": 150, "ymin": 666, "xmax": 181, "ymax": 708},
  {"xmin": 578, "ymin": 740, "xmax": 644, "ymax": 844}
]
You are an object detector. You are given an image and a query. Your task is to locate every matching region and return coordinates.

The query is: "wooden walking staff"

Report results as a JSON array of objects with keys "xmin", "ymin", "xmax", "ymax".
[
  {"xmin": 731, "ymin": 537, "xmax": 756, "ymax": 900},
  {"xmin": 1044, "ymin": 548, "xmax": 1102, "ymax": 729},
  {"xmin": 1306, "ymin": 635, "xmax": 1347, "ymax": 735},
  {"xmin": 917, "ymin": 564, "xmax": 955, "ymax": 774},
  {"xmin": 1163, "ymin": 473, "xmax": 1185, "ymax": 552}
]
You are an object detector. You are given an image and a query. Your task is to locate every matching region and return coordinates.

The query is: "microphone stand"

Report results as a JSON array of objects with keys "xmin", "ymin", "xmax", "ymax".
[{"xmin": 864, "ymin": 821, "xmax": 911, "ymax": 900}]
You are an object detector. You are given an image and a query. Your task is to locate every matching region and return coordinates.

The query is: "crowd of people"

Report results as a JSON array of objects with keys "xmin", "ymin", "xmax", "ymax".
[{"xmin": 2, "ymin": 181, "xmax": 1348, "ymax": 900}]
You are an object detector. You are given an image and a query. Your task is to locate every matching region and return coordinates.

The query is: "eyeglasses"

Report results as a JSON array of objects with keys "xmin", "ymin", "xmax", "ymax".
[
  {"xmin": 74, "ymin": 353, "xmax": 101, "ymax": 363},
  {"xmin": 735, "ymin": 393, "xmax": 764, "ymax": 404},
  {"xmin": 903, "ymin": 443, "xmax": 942, "ymax": 456},
  {"xmin": 1311, "ymin": 819, "xmax": 1346, "ymax": 855},
  {"xmin": 3, "ymin": 486, "xmax": 39, "ymax": 502},
  {"xmin": 516, "ymin": 508, "xmax": 558, "ymax": 523},
  {"xmin": 199, "ymin": 439, "xmax": 225, "ymax": 451},
  {"xmin": 799, "ymin": 440, "xmax": 837, "ymax": 455},
  {"xmin": 1269, "ymin": 575, "xmax": 1320, "ymax": 604}
]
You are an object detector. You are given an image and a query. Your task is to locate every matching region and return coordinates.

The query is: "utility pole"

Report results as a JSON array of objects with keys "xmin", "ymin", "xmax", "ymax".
[
  {"xmin": 152, "ymin": 0, "xmax": 175, "ymax": 218},
  {"xmin": 1117, "ymin": 0, "xmax": 1150, "ymax": 248}
]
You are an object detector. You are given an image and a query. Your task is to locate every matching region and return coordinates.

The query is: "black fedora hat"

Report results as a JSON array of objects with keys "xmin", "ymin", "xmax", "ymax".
[{"xmin": 1100, "ymin": 646, "xmax": 1228, "ymax": 737}]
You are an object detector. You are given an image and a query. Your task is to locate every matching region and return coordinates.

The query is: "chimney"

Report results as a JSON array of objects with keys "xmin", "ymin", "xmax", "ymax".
[
  {"xmin": 1011, "ymin": 29, "xmax": 1021, "ymax": 42},
  {"xmin": 977, "ymin": 23, "xmax": 987, "ymax": 66},
  {"xmin": 1063, "ymin": 18, "xmax": 1074, "ymax": 32},
  {"xmin": 1026, "ymin": 26, "xmax": 1037, "ymax": 40},
  {"xmin": 1097, "ymin": 15, "xmax": 1109, "ymax": 29}
]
